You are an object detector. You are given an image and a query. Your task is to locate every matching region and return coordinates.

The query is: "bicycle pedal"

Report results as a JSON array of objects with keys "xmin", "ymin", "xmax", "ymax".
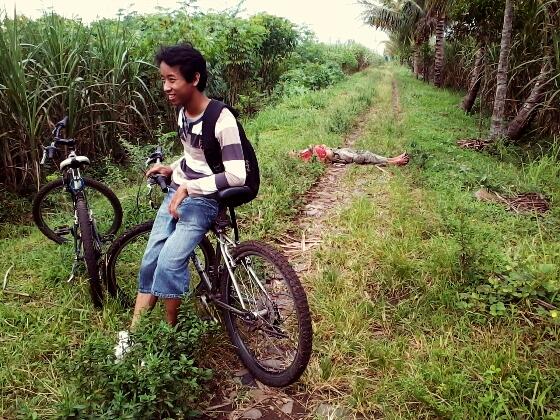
[
  {"xmin": 200, "ymin": 295, "xmax": 219, "ymax": 323},
  {"xmin": 54, "ymin": 226, "xmax": 72, "ymax": 236}
]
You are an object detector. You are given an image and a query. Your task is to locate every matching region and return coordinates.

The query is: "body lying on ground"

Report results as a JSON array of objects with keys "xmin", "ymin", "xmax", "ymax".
[{"xmin": 291, "ymin": 144, "xmax": 409, "ymax": 166}]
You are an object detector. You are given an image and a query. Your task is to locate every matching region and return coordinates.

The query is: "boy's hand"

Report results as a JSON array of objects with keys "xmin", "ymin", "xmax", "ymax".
[
  {"xmin": 146, "ymin": 164, "xmax": 173, "ymax": 178},
  {"xmin": 168, "ymin": 185, "xmax": 189, "ymax": 219}
]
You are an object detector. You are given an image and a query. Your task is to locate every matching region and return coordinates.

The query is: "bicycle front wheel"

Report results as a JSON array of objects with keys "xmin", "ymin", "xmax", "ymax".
[
  {"xmin": 75, "ymin": 195, "xmax": 103, "ymax": 308},
  {"xmin": 105, "ymin": 221, "xmax": 215, "ymax": 308},
  {"xmin": 33, "ymin": 177, "xmax": 123, "ymax": 244},
  {"xmin": 221, "ymin": 240, "xmax": 312, "ymax": 387}
]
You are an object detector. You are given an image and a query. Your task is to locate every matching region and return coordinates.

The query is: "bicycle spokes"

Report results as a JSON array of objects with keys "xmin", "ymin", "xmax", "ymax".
[{"xmin": 230, "ymin": 254, "xmax": 300, "ymax": 372}]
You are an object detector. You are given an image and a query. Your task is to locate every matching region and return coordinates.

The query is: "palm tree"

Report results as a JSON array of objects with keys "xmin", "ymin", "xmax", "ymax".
[
  {"xmin": 489, "ymin": 0, "xmax": 514, "ymax": 140},
  {"xmin": 507, "ymin": 0, "xmax": 557, "ymax": 140},
  {"xmin": 362, "ymin": 0, "xmax": 448, "ymax": 84},
  {"xmin": 432, "ymin": 1, "xmax": 449, "ymax": 87},
  {"xmin": 461, "ymin": 45, "xmax": 486, "ymax": 112},
  {"xmin": 383, "ymin": 31, "xmax": 414, "ymax": 65},
  {"xmin": 507, "ymin": 56, "xmax": 552, "ymax": 139},
  {"xmin": 449, "ymin": 0, "xmax": 506, "ymax": 113},
  {"xmin": 361, "ymin": 0, "xmax": 427, "ymax": 78}
]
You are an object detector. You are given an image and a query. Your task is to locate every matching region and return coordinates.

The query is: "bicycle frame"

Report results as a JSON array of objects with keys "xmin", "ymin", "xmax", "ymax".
[
  {"xmin": 190, "ymin": 224, "xmax": 275, "ymax": 323},
  {"xmin": 57, "ymin": 152, "xmax": 103, "ymax": 282},
  {"xmin": 63, "ymin": 157, "xmax": 86, "ymax": 194}
]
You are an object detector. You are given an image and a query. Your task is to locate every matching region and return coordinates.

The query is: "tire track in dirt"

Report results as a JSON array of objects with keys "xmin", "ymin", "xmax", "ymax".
[{"xmin": 275, "ymin": 106, "xmax": 380, "ymax": 268}]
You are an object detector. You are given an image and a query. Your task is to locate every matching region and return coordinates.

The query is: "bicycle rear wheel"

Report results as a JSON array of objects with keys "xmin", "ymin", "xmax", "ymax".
[
  {"xmin": 221, "ymin": 240, "xmax": 312, "ymax": 387},
  {"xmin": 105, "ymin": 221, "xmax": 215, "ymax": 308},
  {"xmin": 33, "ymin": 177, "xmax": 122, "ymax": 244},
  {"xmin": 75, "ymin": 195, "xmax": 103, "ymax": 308}
]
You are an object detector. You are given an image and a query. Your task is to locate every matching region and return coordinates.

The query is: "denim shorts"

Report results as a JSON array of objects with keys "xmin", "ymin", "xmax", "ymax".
[{"xmin": 137, "ymin": 189, "xmax": 219, "ymax": 299}]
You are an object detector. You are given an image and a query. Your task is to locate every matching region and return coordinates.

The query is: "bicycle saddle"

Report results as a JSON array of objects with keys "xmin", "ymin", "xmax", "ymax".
[
  {"xmin": 60, "ymin": 156, "xmax": 90, "ymax": 170},
  {"xmin": 217, "ymin": 186, "xmax": 253, "ymax": 208}
]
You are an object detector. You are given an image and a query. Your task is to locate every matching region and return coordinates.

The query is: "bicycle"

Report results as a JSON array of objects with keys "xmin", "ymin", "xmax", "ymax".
[
  {"xmin": 32, "ymin": 116, "xmax": 123, "ymax": 308},
  {"xmin": 105, "ymin": 149, "xmax": 313, "ymax": 387}
]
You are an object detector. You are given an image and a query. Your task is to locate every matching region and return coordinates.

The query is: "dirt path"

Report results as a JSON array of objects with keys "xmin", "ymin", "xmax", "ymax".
[
  {"xmin": 199, "ymin": 105, "xmax": 382, "ymax": 420},
  {"xmin": 276, "ymin": 106, "xmax": 379, "ymax": 274}
]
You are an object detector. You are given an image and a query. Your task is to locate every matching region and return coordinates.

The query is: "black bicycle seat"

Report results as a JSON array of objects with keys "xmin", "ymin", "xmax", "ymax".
[{"xmin": 217, "ymin": 186, "xmax": 252, "ymax": 208}]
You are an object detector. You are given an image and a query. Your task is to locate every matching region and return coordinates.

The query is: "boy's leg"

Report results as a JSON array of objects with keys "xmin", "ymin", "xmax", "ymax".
[
  {"xmin": 387, "ymin": 152, "xmax": 410, "ymax": 166},
  {"xmin": 163, "ymin": 298, "xmax": 182, "ymax": 326},
  {"xmin": 132, "ymin": 190, "xmax": 177, "ymax": 328},
  {"xmin": 330, "ymin": 148, "xmax": 354, "ymax": 164},
  {"xmin": 151, "ymin": 197, "xmax": 219, "ymax": 326},
  {"xmin": 332, "ymin": 148, "xmax": 389, "ymax": 165},
  {"xmin": 131, "ymin": 293, "xmax": 159, "ymax": 329},
  {"xmin": 356, "ymin": 150, "xmax": 389, "ymax": 165}
]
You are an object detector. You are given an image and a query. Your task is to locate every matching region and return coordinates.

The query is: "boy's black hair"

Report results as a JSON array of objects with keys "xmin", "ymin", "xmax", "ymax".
[{"xmin": 155, "ymin": 43, "xmax": 207, "ymax": 92}]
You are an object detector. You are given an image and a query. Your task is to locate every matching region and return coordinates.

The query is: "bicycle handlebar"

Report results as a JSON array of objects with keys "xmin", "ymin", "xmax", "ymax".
[
  {"xmin": 41, "ymin": 116, "xmax": 76, "ymax": 165},
  {"xmin": 146, "ymin": 146, "xmax": 168, "ymax": 193},
  {"xmin": 154, "ymin": 175, "xmax": 169, "ymax": 192},
  {"xmin": 145, "ymin": 146, "xmax": 164, "ymax": 166},
  {"xmin": 52, "ymin": 116, "xmax": 69, "ymax": 138},
  {"xmin": 56, "ymin": 116, "xmax": 69, "ymax": 128}
]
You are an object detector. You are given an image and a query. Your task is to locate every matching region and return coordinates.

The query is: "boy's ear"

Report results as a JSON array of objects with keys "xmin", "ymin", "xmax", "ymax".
[{"xmin": 193, "ymin": 72, "xmax": 200, "ymax": 86}]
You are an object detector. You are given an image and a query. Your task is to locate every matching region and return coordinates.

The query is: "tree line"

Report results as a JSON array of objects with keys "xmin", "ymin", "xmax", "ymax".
[{"xmin": 362, "ymin": 0, "xmax": 559, "ymax": 142}]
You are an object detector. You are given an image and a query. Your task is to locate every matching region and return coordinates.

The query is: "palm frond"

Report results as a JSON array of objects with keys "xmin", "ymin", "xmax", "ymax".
[{"xmin": 360, "ymin": 1, "xmax": 405, "ymax": 31}]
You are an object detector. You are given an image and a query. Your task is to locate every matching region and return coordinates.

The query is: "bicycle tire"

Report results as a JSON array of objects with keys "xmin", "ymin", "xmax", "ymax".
[
  {"xmin": 75, "ymin": 195, "xmax": 103, "ymax": 308},
  {"xmin": 220, "ymin": 240, "xmax": 312, "ymax": 387},
  {"xmin": 32, "ymin": 177, "xmax": 123, "ymax": 244},
  {"xmin": 105, "ymin": 221, "xmax": 215, "ymax": 308}
]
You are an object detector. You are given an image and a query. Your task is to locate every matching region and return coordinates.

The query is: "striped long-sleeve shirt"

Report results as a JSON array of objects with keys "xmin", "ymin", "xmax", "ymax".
[{"xmin": 170, "ymin": 106, "xmax": 246, "ymax": 197}]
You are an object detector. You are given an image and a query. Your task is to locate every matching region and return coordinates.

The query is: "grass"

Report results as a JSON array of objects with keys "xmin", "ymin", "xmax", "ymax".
[
  {"xmin": 301, "ymin": 66, "xmax": 560, "ymax": 418},
  {"xmin": 2, "ymin": 63, "xmax": 559, "ymax": 418},
  {"xmin": 0, "ymin": 68, "xmax": 378, "ymax": 418}
]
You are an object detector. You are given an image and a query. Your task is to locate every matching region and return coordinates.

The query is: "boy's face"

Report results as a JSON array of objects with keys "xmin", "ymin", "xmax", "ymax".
[{"xmin": 159, "ymin": 61, "xmax": 199, "ymax": 107}]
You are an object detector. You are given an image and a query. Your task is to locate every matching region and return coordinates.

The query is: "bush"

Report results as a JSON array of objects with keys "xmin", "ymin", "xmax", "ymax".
[
  {"xmin": 277, "ymin": 62, "xmax": 346, "ymax": 95},
  {"xmin": 458, "ymin": 259, "xmax": 560, "ymax": 319},
  {"xmin": 57, "ymin": 308, "xmax": 213, "ymax": 419}
]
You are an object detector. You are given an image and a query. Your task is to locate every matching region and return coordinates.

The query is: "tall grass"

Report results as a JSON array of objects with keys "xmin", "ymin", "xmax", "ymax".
[
  {"xmin": 0, "ymin": 13, "xmax": 154, "ymax": 192},
  {"xmin": 303, "ymin": 65, "xmax": 560, "ymax": 418}
]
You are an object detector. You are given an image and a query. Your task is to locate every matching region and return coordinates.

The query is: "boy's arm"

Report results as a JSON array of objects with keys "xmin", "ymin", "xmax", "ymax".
[{"xmin": 183, "ymin": 108, "xmax": 246, "ymax": 195}]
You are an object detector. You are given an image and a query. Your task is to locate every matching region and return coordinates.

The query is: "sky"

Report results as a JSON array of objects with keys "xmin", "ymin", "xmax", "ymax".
[{"xmin": 0, "ymin": 0, "xmax": 388, "ymax": 54}]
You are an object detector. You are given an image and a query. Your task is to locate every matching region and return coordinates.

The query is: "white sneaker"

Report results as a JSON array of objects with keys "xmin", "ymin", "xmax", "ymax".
[{"xmin": 113, "ymin": 330, "xmax": 132, "ymax": 362}]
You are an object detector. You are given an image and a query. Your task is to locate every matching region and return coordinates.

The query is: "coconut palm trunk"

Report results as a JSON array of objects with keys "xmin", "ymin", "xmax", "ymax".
[
  {"xmin": 413, "ymin": 40, "xmax": 421, "ymax": 77},
  {"xmin": 433, "ymin": 12, "xmax": 446, "ymax": 87},
  {"xmin": 489, "ymin": 0, "xmax": 514, "ymax": 140},
  {"xmin": 461, "ymin": 45, "xmax": 485, "ymax": 112},
  {"xmin": 507, "ymin": 57, "xmax": 552, "ymax": 140}
]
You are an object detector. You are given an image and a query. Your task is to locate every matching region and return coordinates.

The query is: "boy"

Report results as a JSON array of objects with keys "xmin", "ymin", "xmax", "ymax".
[{"xmin": 116, "ymin": 44, "xmax": 246, "ymax": 357}]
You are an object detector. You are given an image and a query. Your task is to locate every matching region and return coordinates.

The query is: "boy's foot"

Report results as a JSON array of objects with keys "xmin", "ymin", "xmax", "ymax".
[
  {"xmin": 114, "ymin": 330, "xmax": 132, "ymax": 361},
  {"xmin": 388, "ymin": 152, "xmax": 409, "ymax": 166}
]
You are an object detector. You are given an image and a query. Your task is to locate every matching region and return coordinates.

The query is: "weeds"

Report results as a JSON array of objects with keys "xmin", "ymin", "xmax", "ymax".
[{"xmin": 56, "ymin": 308, "xmax": 213, "ymax": 419}]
